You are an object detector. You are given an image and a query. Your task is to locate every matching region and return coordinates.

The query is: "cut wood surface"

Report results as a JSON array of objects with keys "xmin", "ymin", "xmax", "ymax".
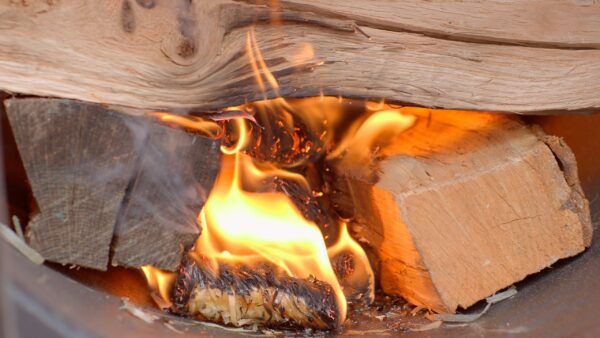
[
  {"xmin": 5, "ymin": 98, "xmax": 220, "ymax": 270},
  {"xmin": 1, "ymin": 1, "xmax": 600, "ymax": 114},
  {"xmin": 331, "ymin": 109, "xmax": 593, "ymax": 313},
  {"xmin": 111, "ymin": 122, "xmax": 221, "ymax": 270},
  {"xmin": 5, "ymin": 98, "xmax": 139, "ymax": 270}
]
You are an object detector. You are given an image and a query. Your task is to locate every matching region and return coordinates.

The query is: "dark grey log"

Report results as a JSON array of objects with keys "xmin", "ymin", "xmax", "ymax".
[{"xmin": 5, "ymin": 98, "xmax": 220, "ymax": 270}]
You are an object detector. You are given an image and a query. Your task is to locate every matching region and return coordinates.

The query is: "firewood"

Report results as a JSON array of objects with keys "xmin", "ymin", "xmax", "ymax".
[
  {"xmin": 5, "ymin": 98, "xmax": 139, "ymax": 270},
  {"xmin": 110, "ymin": 122, "xmax": 221, "ymax": 270},
  {"xmin": 5, "ymin": 98, "xmax": 220, "ymax": 270},
  {"xmin": 171, "ymin": 255, "xmax": 340, "ymax": 330},
  {"xmin": 1, "ymin": 1, "xmax": 599, "ymax": 114},
  {"xmin": 329, "ymin": 109, "xmax": 593, "ymax": 313}
]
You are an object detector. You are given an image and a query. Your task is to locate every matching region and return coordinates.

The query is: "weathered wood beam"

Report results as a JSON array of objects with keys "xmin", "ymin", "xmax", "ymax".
[
  {"xmin": 0, "ymin": 1, "xmax": 599, "ymax": 114},
  {"xmin": 5, "ymin": 98, "xmax": 220, "ymax": 270},
  {"xmin": 330, "ymin": 108, "xmax": 593, "ymax": 313}
]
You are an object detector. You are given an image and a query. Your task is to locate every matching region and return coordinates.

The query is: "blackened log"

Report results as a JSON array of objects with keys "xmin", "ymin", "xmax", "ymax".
[
  {"xmin": 171, "ymin": 255, "xmax": 340, "ymax": 330},
  {"xmin": 270, "ymin": 176, "xmax": 338, "ymax": 246}
]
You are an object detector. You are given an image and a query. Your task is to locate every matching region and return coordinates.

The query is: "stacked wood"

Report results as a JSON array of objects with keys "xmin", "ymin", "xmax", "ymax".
[
  {"xmin": 0, "ymin": 1, "xmax": 599, "ymax": 114},
  {"xmin": 330, "ymin": 109, "xmax": 593, "ymax": 313},
  {"xmin": 171, "ymin": 255, "xmax": 340, "ymax": 330},
  {"xmin": 5, "ymin": 98, "xmax": 220, "ymax": 271}
]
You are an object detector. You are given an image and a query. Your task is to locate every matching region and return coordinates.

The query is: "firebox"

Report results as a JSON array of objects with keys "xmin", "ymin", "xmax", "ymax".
[{"xmin": 1, "ymin": 1, "xmax": 600, "ymax": 337}]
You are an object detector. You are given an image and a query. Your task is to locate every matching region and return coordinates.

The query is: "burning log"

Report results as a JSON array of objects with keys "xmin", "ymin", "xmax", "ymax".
[
  {"xmin": 330, "ymin": 108, "xmax": 593, "ymax": 313},
  {"xmin": 5, "ymin": 98, "xmax": 220, "ymax": 270},
  {"xmin": 1, "ymin": 1, "xmax": 599, "ymax": 114},
  {"xmin": 171, "ymin": 255, "xmax": 340, "ymax": 330},
  {"xmin": 270, "ymin": 176, "xmax": 338, "ymax": 246}
]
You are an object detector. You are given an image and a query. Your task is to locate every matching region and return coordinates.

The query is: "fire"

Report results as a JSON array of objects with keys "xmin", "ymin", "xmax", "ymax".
[
  {"xmin": 141, "ymin": 27, "xmax": 418, "ymax": 328},
  {"xmin": 140, "ymin": 266, "xmax": 175, "ymax": 308},
  {"xmin": 197, "ymin": 118, "xmax": 348, "ymax": 321},
  {"xmin": 148, "ymin": 112, "xmax": 221, "ymax": 138}
]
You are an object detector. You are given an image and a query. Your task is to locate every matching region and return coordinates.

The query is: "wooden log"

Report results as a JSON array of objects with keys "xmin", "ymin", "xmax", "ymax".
[
  {"xmin": 1, "ymin": 1, "xmax": 600, "ymax": 114},
  {"xmin": 330, "ymin": 109, "xmax": 593, "ymax": 313},
  {"xmin": 111, "ymin": 122, "xmax": 221, "ymax": 270},
  {"xmin": 5, "ymin": 98, "xmax": 139, "ymax": 270},
  {"xmin": 5, "ymin": 98, "xmax": 220, "ymax": 270},
  {"xmin": 171, "ymin": 255, "xmax": 340, "ymax": 330}
]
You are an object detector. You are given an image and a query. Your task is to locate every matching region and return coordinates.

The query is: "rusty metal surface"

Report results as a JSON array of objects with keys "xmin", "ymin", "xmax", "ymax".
[{"xmin": 1, "ymin": 114, "xmax": 600, "ymax": 337}]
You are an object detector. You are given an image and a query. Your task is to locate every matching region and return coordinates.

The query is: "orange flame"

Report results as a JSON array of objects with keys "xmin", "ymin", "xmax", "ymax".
[
  {"xmin": 195, "ymin": 117, "xmax": 348, "ymax": 322},
  {"xmin": 141, "ymin": 28, "xmax": 417, "ymax": 327},
  {"xmin": 328, "ymin": 109, "xmax": 417, "ymax": 164},
  {"xmin": 141, "ymin": 266, "xmax": 175, "ymax": 308},
  {"xmin": 147, "ymin": 112, "xmax": 221, "ymax": 138}
]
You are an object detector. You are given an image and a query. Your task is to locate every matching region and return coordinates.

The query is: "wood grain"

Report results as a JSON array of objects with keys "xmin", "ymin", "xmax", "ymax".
[
  {"xmin": 5, "ymin": 98, "xmax": 138, "ymax": 270},
  {"xmin": 0, "ymin": 1, "xmax": 599, "ymax": 114},
  {"xmin": 271, "ymin": 0, "xmax": 600, "ymax": 48},
  {"xmin": 332, "ymin": 109, "xmax": 593, "ymax": 313},
  {"xmin": 111, "ymin": 122, "xmax": 221, "ymax": 270},
  {"xmin": 5, "ymin": 97, "xmax": 220, "ymax": 270}
]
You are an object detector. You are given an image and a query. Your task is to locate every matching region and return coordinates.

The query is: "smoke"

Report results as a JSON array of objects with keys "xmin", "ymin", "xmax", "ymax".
[{"xmin": 113, "ymin": 114, "xmax": 221, "ymax": 237}]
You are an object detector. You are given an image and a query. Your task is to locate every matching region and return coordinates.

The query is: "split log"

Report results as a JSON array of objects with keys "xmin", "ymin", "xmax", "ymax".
[
  {"xmin": 5, "ymin": 98, "xmax": 220, "ymax": 270},
  {"xmin": 111, "ymin": 122, "xmax": 221, "ymax": 270},
  {"xmin": 1, "ymin": 1, "xmax": 600, "ymax": 114},
  {"xmin": 5, "ymin": 98, "xmax": 139, "ymax": 270},
  {"xmin": 330, "ymin": 109, "xmax": 593, "ymax": 313},
  {"xmin": 171, "ymin": 255, "xmax": 340, "ymax": 330}
]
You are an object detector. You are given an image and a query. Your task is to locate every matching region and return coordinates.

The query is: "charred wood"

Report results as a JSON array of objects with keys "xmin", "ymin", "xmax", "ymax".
[{"xmin": 171, "ymin": 255, "xmax": 340, "ymax": 330}]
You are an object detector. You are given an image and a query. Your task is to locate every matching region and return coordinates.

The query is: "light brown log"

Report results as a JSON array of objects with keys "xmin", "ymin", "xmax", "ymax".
[
  {"xmin": 0, "ymin": 1, "xmax": 600, "ymax": 114},
  {"xmin": 273, "ymin": 0, "xmax": 600, "ymax": 48},
  {"xmin": 331, "ymin": 109, "xmax": 593, "ymax": 313},
  {"xmin": 5, "ymin": 98, "xmax": 220, "ymax": 270}
]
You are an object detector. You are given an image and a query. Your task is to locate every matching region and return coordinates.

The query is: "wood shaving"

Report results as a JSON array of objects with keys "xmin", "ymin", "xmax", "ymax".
[
  {"xmin": 120, "ymin": 298, "xmax": 159, "ymax": 324},
  {"xmin": 11, "ymin": 215, "xmax": 23, "ymax": 239},
  {"xmin": 0, "ymin": 222, "xmax": 44, "ymax": 264},
  {"xmin": 345, "ymin": 328, "xmax": 391, "ymax": 336},
  {"xmin": 410, "ymin": 305, "xmax": 424, "ymax": 316},
  {"xmin": 163, "ymin": 322, "xmax": 184, "ymax": 334},
  {"xmin": 410, "ymin": 320, "xmax": 442, "ymax": 332},
  {"xmin": 433, "ymin": 286, "xmax": 517, "ymax": 323}
]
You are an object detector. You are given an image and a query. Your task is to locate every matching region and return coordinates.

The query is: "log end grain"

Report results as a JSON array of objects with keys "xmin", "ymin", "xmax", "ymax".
[{"xmin": 334, "ymin": 109, "xmax": 593, "ymax": 313}]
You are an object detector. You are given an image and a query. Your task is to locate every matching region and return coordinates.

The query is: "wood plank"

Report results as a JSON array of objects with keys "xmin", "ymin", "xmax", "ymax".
[
  {"xmin": 111, "ymin": 122, "xmax": 221, "ymax": 270},
  {"xmin": 331, "ymin": 109, "xmax": 593, "ymax": 313},
  {"xmin": 0, "ymin": 1, "xmax": 599, "ymax": 114},
  {"xmin": 5, "ymin": 98, "xmax": 139, "ymax": 270}
]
